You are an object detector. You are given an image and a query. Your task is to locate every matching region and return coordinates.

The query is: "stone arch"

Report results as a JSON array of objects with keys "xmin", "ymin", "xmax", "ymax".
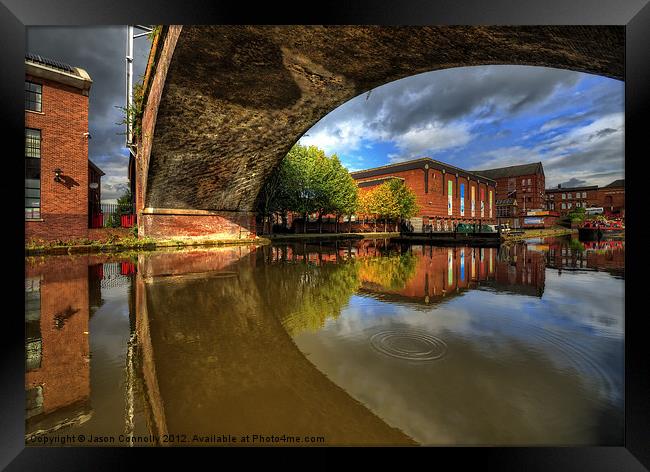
[{"xmin": 136, "ymin": 25, "xmax": 623, "ymax": 239}]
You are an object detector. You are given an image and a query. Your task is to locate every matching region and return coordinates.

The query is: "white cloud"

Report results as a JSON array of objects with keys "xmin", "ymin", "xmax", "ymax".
[{"xmin": 393, "ymin": 122, "xmax": 472, "ymax": 158}]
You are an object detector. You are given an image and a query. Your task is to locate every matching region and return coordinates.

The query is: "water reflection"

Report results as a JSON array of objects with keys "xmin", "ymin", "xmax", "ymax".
[{"xmin": 25, "ymin": 236, "xmax": 624, "ymax": 446}]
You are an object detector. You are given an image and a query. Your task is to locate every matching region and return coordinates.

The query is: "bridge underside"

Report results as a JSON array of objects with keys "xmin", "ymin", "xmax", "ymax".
[{"xmin": 137, "ymin": 25, "xmax": 623, "ymax": 239}]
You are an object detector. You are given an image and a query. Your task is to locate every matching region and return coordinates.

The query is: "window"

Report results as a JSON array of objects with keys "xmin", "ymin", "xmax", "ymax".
[
  {"xmin": 568, "ymin": 202, "xmax": 572, "ymax": 209},
  {"xmin": 562, "ymin": 193, "xmax": 566, "ymax": 199},
  {"xmin": 527, "ymin": 178, "xmax": 531, "ymax": 185},
  {"xmin": 582, "ymin": 192, "xmax": 587, "ymax": 198},
  {"xmin": 568, "ymin": 193, "xmax": 572, "ymax": 199},
  {"xmin": 561, "ymin": 203, "xmax": 566, "ymax": 209},
  {"xmin": 25, "ymin": 129, "xmax": 41, "ymax": 219},
  {"xmin": 25, "ymin": 81, "xmax": 42, "ymax": 112}
]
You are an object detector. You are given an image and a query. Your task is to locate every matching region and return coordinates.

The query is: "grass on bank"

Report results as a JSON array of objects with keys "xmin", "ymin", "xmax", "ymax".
[
  {"xmin": 501, "ymin": 226, "xmax": 577, "ymax": 244},
  {"xmin": 25, "ymin": 234, "xmax": 270, "ymax": 256}
]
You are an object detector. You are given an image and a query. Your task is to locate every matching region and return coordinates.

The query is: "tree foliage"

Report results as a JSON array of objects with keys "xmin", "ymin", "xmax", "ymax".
[
  {"xmin": 358, "ymin": 179, "xmax": 419, "ymax": 230},
  {"xmin": 256, "ymin": 144, "xmax": 360, "ymax": 233}
]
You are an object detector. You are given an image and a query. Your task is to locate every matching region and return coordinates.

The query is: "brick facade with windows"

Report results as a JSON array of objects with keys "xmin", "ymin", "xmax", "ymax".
[
  {"xmin": 597, "ymin": 179, "xmax": 625, "ymax": 218},
  {"xmin": 544, "ymin": 179, "xmax": 624, "ymax": 218},
  {"xmin": 544, "ymin": 185, "xmax": 599, "ymax": 215},
  {"xmin": 24, "ymin": 54, "xmax": 101, "ymax": 242},
  {"xmin": 350, "ymin": 158, "xmax": 497, "ymax": 227},
  {"xmin": 472, "ymin": 162, "xmax": 546, "ymax": 214}
]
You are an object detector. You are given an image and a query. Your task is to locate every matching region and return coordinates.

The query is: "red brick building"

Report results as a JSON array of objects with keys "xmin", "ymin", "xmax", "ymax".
[
  {"xmin": 544, "ymin": 179, "xmax": 624, "ymax": 218},
  {"xmin": 472, "ymin": 162, "xmax": 546, "ymax": 215},
  {"xmin": 597, "ymin": 179, "xmax": 625, "ymax": 218},
  {"xmin": 25, "ymin": 53, "xmax": 102, "ymax": 242},
  {"xmin": 350, "ymin": 158, "xmax": 497, "ymax": 230},
  {"xmin": 544, "ymin": 184, "xmax": 599, "ymax": 215}
]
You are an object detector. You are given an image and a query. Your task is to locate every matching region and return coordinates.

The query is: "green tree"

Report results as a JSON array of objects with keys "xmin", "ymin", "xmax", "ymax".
[
  {"xmin": 387, "ymin": 179, "xmax": 419, "ymax": 230},
  {"xmin": 567, "ymin": 206, "xmax": 587, "ymax": 225},
  {"xmin": 359, "ymin": 179, "xmax": 418, "ymax": 232},
  {"xmin": 257, "ymin": 160, "xmax": 294, "ymax": 234},
  {"xmin": 320, "ymin": 155, "xmax": 359, "ymax": 233},
  {"xmin": 257, "ymin": 144, "xmax": 360, "ymax": 234},
  {"xmin": 284, "ymin": 145, "xmax": 327, "ymax": 233}
]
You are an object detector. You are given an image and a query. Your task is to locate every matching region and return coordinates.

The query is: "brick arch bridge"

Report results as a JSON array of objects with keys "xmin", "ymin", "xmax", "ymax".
[{"xmin": 135, "ymin": 25, "xmax": 623, "ymax": 239}]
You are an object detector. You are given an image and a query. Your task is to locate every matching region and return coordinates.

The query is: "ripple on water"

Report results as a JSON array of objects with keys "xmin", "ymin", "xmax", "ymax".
[{"xmin": 370, "ymin": 330, "xmax": 447, "ymax": 361}]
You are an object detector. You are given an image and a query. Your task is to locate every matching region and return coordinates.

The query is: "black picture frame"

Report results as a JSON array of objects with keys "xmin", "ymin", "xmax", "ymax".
[{"xmin": 1, "ymin": 0, "xmax": 648, "ymax": 469}]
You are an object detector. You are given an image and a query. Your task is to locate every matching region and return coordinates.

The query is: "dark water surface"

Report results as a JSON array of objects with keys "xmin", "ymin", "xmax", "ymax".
[{"xmin": 25, "ymin": 236, "xmax": 624, "ymax": 446}]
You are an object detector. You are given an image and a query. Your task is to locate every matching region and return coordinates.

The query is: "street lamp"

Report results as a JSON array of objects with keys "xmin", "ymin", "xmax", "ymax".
[{"xmin": 54, "ymin": 168, "xmax": 63, "ymax": 182}]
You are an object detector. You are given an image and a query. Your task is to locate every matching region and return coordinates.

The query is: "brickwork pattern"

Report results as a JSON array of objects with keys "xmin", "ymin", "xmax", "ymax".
[{"xmin": 25, "ymin": 74, "xmax": 90, "ymax": 241}]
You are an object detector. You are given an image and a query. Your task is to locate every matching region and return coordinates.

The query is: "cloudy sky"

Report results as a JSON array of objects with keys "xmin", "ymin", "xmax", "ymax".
[
  {"xmin": 27, "ymin": 26, "xmax": 151, "ymax": 202},
  {"xmin": 26, "ymin": 28, "xmax": 623, "ymax": 200},
  {"xmin": 300, "ymin": 66, "xmax": 624, "ymax": 188}
]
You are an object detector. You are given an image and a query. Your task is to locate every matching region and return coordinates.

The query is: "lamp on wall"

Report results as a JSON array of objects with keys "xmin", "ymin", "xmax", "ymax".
[
  {"xmin": 54, "ymin": 168, "xmax": 63, "ymax": 182},
  {"xmin": 89, "ymin": 182, "xmax": 99, "ymax": 190}
]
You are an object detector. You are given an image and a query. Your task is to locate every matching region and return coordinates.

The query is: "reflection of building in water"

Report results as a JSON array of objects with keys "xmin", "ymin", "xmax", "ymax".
[
  {"xmin": 546, "ymin": 237, "xmax": 625, "ymax": 277},
  {"xmin": 25, "ymin": 258, "xmax": 92, "ymax": 438},
  {"xmin": 546, "ymin": 237, "xmax": 624, "ymax": 276},
  {"xmin": 88, "ymin": 264, "xmax": 104, "ymax": 316},
  {"xmin": 492, "ymin": 243, "xmax": 546, "ymax": 297},
  {"xmin": 260, "ymin": 241, "xmax": 547, "ymax": 304},
  {"xmin": 357, "ymin": 243, "xmax": 545, "ymax": 304}
]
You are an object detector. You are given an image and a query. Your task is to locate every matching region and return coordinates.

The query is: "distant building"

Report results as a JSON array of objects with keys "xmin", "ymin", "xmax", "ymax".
[
  {"xmin": 351, "ymin": 157, "xmax": 497, "ymax": 230},
  {"xmin": 25, "ymin": 53, "xmax": 101, "ymax": 241},
  {"xmin": 545, "ymin": 179, "xmax": 624, "ymax": 218},
  {"xmin": 544, "ymin": 184, "xmax": 599, "ymax": 215},
  {"xmin": 472, "ymin": 162, "xmax": 546, "ymax": 215},
  {"xmin": 597, "ymin": 179, "xmax": 625, "ymax": 218}
]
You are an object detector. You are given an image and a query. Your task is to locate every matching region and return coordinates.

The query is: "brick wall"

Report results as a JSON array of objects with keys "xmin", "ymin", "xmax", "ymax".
[
  {"xmin": 493, "ymin": 171, "xmax": 546, "ymax": 213},
  {"xmin": 597, "ymin": 186, "xmax": 625, "ymax": 216},
  {"xmin": 355, "ymin": 167, "xmax": 496, "ymax": 224},
  {"xmin": 25, "ymin": 74, "xmax": 90, "ymax": 242},
  {"xmin": 140, "ymin": 210, "xmax": 257, "ymax": 240},
  {"xmin": 546, "ymin": 187, "xmax": 600, "ymax": 215}
]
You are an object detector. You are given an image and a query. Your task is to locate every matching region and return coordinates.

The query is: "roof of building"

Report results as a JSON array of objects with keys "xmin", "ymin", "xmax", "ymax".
[
  {"xmin": 350, "ymin": 157, "xmax": 496, "ymax": 184},
  {"xmin": 25, "ymin": 53, "xmax": 92, "ymax": 93},
  {"xmin": 546, "ymin": 185, "xmax": 598, "ymax": 193},
  {"xmin": 26, "ymin": 53, "xmax": 76, "ymax": 74},
  {"xmin": 356, "ymin": 176, "xmax": 404, "ymax": 188},
  {"xmin": 604, "ymin": 179, "xmax": 624, "ymax": 188},
  {"xmin": 472, "ymin": 162, "xmax": 544, "ymax": 180},
  {"xmin": 88, "ymin": 160, "xmax": 105, "ymax": 176}
]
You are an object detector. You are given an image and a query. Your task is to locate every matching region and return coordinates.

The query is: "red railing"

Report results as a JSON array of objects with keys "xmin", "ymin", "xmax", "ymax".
[{"xmin": 120, "ymin": 214, "xmax": 136, "ymax": 228}]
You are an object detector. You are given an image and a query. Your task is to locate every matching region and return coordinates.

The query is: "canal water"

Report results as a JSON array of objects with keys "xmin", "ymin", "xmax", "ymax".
[{"xmin": 25, "ymin": 235, "xmax": 624, "ymax": 446}]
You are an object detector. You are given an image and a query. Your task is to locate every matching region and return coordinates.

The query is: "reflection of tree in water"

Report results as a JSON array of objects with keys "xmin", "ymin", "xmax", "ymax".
[
  {"xmin": 358, "ymin": 251, "xmax": 417, "ymax": 291},
  {"xmin": 257, "ymin": 247, "xmax": 418, "ymax": 336},
  {"xmin": 257, "ymin": 253, "xmax": 361, "ymax": 336}
]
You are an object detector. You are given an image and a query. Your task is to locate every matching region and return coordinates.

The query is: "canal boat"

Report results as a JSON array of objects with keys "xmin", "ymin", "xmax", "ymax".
[{"xmin": 578, "ymin": 219, "xmax": 625, "ymax": 241}]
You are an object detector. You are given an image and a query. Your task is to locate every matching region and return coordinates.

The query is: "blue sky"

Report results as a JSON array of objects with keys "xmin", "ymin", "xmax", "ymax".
[{"xmin": 299, "ymin": 65, "xmax": 624, "ymax": 188}]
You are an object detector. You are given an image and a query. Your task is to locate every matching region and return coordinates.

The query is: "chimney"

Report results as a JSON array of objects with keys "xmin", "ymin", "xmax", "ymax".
[{"xmin": 557, "ymin": 184, "xmax": 561, "ymax": 189}]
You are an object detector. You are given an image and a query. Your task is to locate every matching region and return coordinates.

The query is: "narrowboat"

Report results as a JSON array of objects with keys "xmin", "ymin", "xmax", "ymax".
[{"xmin": 578, "ymin": 219, "xmax": 625, "ymax": 241}]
